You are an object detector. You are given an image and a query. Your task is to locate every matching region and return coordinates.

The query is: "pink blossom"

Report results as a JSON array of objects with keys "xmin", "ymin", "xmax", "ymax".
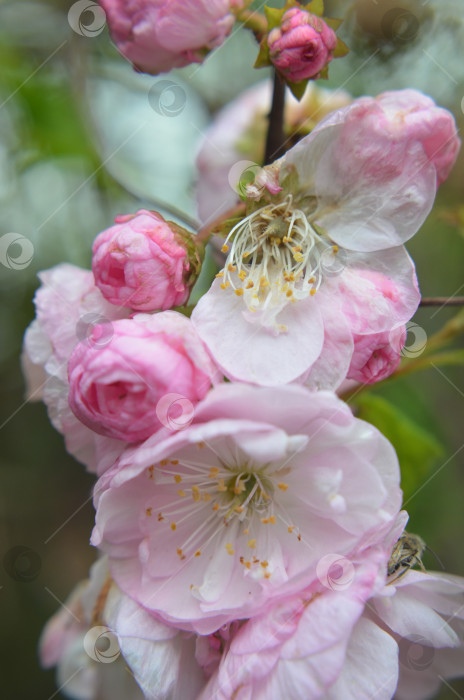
[
  {"xmin": 92, "ymin": 383, "xmax": 401, "ymax": 633},
  {"xmin": 195, "ymin": 80, "xmax": 352, "ymax": 224},
  {"xmin": 193, "ymin": 90, "xmax": 459, "ymax": 387},
  {"xmin": 40, "ymin": 557, "xmax": 205, "ymax": 700},
  {"xmin": 68, "ymin": 312, "xmax": 218, "ymax": 443},
  {"xmin": 92, "ymin": 210, "xmax": 198, "ymax": 312},
  {"xmin": 21, "ymin": 264, "xmax": 130, "ymax": 472},
  {"xmin": 267, "ymin": 8, "xmax": 337, "ymax": 82},
  {"xmin": 100, "ymin": 0, "xmax": 236, "ymax": 75},
  {"xmin": 347, "ymin": 326, "xmax": 406, "ymax": 385}
]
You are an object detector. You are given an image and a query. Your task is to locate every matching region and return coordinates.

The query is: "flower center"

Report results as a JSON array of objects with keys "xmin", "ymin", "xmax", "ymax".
[
  {"xmin": 218, "ymin": 195, "xmax": 339, "ymax": 313},
  {"xmin": 145, "ymin": 445, "xmax": 298, "ymax": 580}
]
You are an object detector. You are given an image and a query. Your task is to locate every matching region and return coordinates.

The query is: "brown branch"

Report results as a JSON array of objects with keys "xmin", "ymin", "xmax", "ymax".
[
  {"xmin": 264, "ymin": 71, "xmax": 286, "ymax": 165},
  {"xmin": 419, "ymin": 297, "xmax": 464, "ymax": 307}
]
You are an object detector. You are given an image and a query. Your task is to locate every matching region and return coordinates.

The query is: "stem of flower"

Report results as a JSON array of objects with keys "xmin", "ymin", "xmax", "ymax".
[
  {"xmin": 237, "ymin": 9, "xmax": 268, "ymax": 38},
  {"xmin": 264, "ymin": 70, "xmax": 287, "ymax": 165},
  {"xmin": 419, "ymin": 297, "xmax": 464, "ymax": 306}
]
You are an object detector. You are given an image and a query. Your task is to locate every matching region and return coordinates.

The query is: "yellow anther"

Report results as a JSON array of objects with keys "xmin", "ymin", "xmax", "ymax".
[
  {"xmin": 170, "ymin": 459, "xmax": 179, "ymax": 465},
  {"xmin": 293, "ymin": 252, "xmax": 304, "ymax": 262},
  {"xmin": 246, "ymin": 280, "xmax": 254, "ymax": 289},
  {"xmin": 286, "ymin": 290, "xmax": 293, "ymax": 298},
  {"xmin": 146, "ymin": 507, "xmax": 152, "ymax": 517},
  {"xmin": 238, "ymin": 270, "xmax": 247, "ymax": 281},
  {"xmin": 195, "ymin": 550, "xmax": 201, "ymax": 557},
  {"xmin": 220, "ymin": 281, "xmax": 230, "ymax": 290},
  {"xmin": 212, "ymin": 503, "xmax": 220, "ymax": 511},
  {"xmin": 234, "ymin": 480, "xmax": 246, "ymax": 495},
  {"xmin": 217, "ymin": 479, "xmax": 227, "ymax": 492},
  {"xmin": 259, "ymin": 277, "xmax": 269, "ymax": 288},
  {"xmin": 269, "ymin": 516, "xmax": 276, "ymax": 524},
  {"xmin": 215, "ymin": 272, "xmax": 224, "ymax": 278},
  {"xmin": 209, "ymin": 467, "xmax": 219, "ymax": 477},
  {"xmin": 221, "ymin": 244, "xmax": 229, "ymax": 253},
  {"xmin": 292, "ymin": 245, "xmax": 302, "ymax": 253},
  {"xmin": 160, "ymin": 459, "xmax": 169, "ymax": 466},
  {"xmin": 192, "ymin": 485, "xmax": 201, "ymax": 502},
  {"xmin": 197, "ymin": 442, "xmax": 205, "ymax": 449},
  {"xmin": 243, "ymin": 528, "xmax": 249, "ymax": 535},
  {"xmin": 177, "ymin": 489, "xmax": 186, "ymax": 498},
  {"xmin": 174, "ymin": 475, "xmax": 182, "ymax": 483},
  {"xmin": 234, "ymin": 506, "xmax": 244, "ymax": 513},
  {"xmin": 228, "ymin": 263, "xmax": 236, "ymax": 272},
  {"xmin": 310, "ymin": 288, "xmax": 316, "ymax": 296},
  {"xmin": 225, "ymin": 543, "xmax": 235, "ymax": 555},
  {"xmin": 278, "ymin": 482, "xmax": 289, "ymax": 491},
  {"xmin": 203, "ymin": 492, "xmax": 212, "ymax": 502},
  {"xmin": 264, "ymin": 572, "xmax": 271, "ymax": 579},
  {"xmin": 261, "ymin": 561, "xmax": 269, "ymax": 568},
  {"xmin": 170, "ymin": 522, "xmax": 177, "ymax": 531},
  {"xmin": 235, "ymin": 288, "xmax": 244, "ymax": 296},
  {"xmin": 247, "ymin": 539, "xmax": 257, "ymax": 549},
  {"xmin": 242, "ymin": 251, "xmax": 251, "ymax": 259},
  {"xmin": 158, "ymin": 513, "xmax": 164, "ymax": 522},
  {"xmin": 332, "ymin": 245, "xmax": 339, "ymax": 253},
  {"xmin": 288, "ymin": 526, "xmax": 294, "ymax": 534}
]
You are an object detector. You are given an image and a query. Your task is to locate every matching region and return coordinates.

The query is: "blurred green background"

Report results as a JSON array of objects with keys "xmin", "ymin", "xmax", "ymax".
[{"xmin": 0, "ymin": 0, "xmax": 463, "ymax": 698}]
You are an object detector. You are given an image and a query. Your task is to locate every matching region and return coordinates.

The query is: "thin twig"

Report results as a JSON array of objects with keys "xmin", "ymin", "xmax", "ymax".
[
  {"xmin": 419, "ymin": 297, "xmax": 464, "ymax": 306},
  {"xmin": 264, "ymin": 71, "xmax": 286, "ymax": 165}
]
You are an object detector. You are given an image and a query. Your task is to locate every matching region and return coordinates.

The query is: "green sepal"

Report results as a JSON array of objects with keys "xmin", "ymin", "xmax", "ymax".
[
  {"xmin": 324, "ymin": 17, "xmax": 342, "ymax": 30},
  {"xmin": 264, "ymin": 5, "xmax": 286, "ymax": 31},
  {"xmin": 254, "ymin": 38, "xmax": 271, "ymax": 69},
  {"xmin": 333, "ymin": 37, "xmax": 349, "ymax": 58},
  {"xmin": 211, "ymin": 216, "xmax": 244, "ymax": 240},
  {"xmin": 318, "ymin": 65, "xmax": 329, "ymax": 80},
  {"xmin": 305, "ymin": 0, "xmax": 324, "ymax": 16},
  {"xmin": 287, "ymin": 78, "xmax": 309, "ymax": 101}
]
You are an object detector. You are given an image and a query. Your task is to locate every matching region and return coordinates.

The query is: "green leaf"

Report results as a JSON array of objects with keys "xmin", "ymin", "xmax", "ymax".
[
  {"xmin": 333, "ymin": 37, "xmax": 350, "ymax": 58},
  {"xmin": 353, "ymin": 394, "xmax": 444, "ymax": 501},
  {"xmin": 306, "ymin": 0, "xmax": 324, "ymax": 16},
  {"xmin": 286, "ymin": 78, "xmax": 309, "ymax": 100},
  {"xmin": 254, "ymin": 39, "xmax": 271, "ymax": 69}
]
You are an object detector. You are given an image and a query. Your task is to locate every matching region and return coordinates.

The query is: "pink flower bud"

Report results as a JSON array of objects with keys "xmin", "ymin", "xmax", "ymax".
[
  {"xmin": 68, "ymin": 312, "xmax": 218, "ymax": 442},
  {"xmin": 100, "ymin": 0, "xmax": 236, "ymax": 75},
  {"xmin": 267, "ymin": 8, "xmax": 337, "ymax": 83},
  {"xmin": 92, "ymin": 210, "xmax": 201, "ymax": 312},
  {"xmin": 347, "ymin": 326, "xmax": 406, "ymax": 385}
]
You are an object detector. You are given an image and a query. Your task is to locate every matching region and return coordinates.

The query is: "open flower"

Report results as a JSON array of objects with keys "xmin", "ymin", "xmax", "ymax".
[
  {"xmin": 100, "ymin": 0, "xmax": 236, "ymax": 75},
  {"xmin": 195, "ymin": 79, "xmax": 352, "ymax": 224},
  {"xmin": 92, "ymin": 384, "xmax": 401, "ymax": 633},
  {"xmin": 192, "ymin": 90, "xmax": 460, "ymax": 387},
  {"xmin": 197, "ymin": 514, "xmax": 464, "ymax": 699},
  {"xmin": 40, "ymin": 557, "xmax": 205, "ymax": 700}
]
